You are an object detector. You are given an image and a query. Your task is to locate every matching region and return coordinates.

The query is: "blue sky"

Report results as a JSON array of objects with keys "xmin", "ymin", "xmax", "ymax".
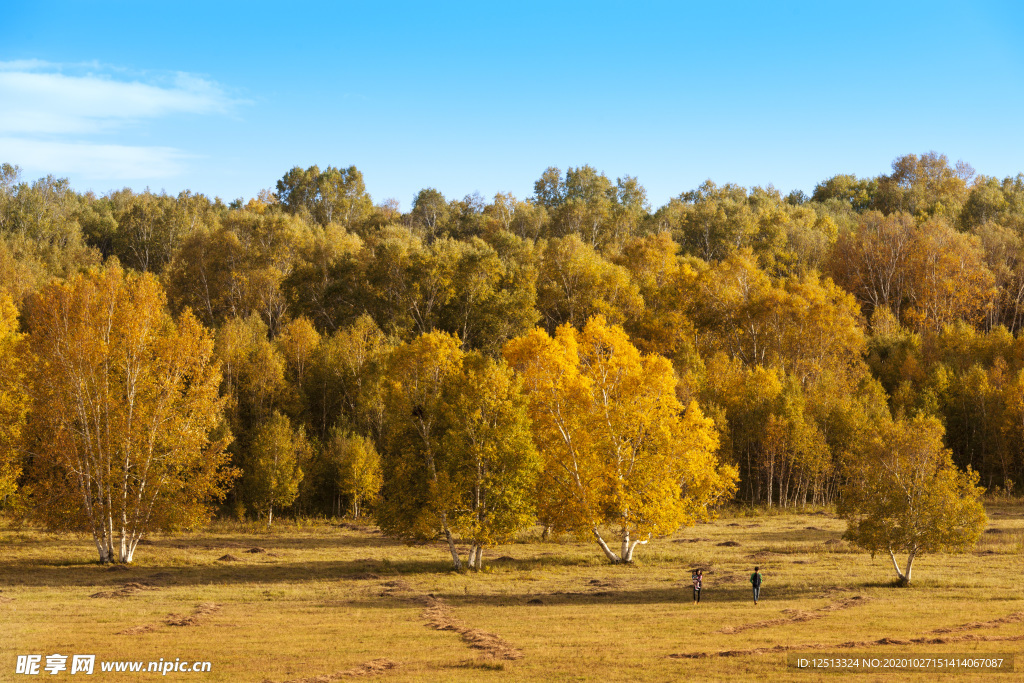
[{"xmin": 2, "ymin": 1, "xmax": 1023, "ymax": 209}]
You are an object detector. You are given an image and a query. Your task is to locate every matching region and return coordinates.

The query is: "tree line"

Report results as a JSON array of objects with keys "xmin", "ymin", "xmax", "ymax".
[{"xmin": 0, "ymin": 153, "xmax": 1001, "ymax": 576}]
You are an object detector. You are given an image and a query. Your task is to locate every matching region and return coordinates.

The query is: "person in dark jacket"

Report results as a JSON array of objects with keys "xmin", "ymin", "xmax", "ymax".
[
  {"xmin": 692, "ymin": 569, "xmax": 703, "ymax": 604},
  {"xmin": 750, "ymin": 566, "xmax": 763, "ymax": 604}
]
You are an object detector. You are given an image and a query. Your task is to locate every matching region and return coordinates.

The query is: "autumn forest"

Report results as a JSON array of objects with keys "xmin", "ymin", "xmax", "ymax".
[{"xmin": 0, "ymin": 152, "xmax": 1016, "ymax": 572}]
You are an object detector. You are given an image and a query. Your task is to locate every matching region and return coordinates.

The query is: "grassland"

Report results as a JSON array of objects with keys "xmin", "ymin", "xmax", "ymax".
[{"xmin": 3, "ymin": 504, "xmax": 1022, "ymax": 682}]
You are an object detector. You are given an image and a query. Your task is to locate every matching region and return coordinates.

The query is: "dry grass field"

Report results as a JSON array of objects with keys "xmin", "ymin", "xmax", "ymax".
[{"xmin": 3, "ymin": 504, "xmax": 1023, "ymax": 682}]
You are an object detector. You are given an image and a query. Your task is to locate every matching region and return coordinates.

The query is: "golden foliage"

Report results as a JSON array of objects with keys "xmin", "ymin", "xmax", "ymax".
[
  {"xmin": 504, "ymin": 316, "xmax": 737, "ymax": 562},
  {"xmin": 25, "ymin": 264, "xmax": 234, "ymax": 562},
  {"xmin": 0, "ymin": 290, "xmax": 28, "ymax": 502}
]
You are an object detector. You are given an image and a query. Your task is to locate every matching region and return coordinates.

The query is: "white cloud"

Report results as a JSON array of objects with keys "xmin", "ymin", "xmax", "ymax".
[
  {"xmin": 0, "ymin": 64, "xmax": 240, "ymax": 135},
  {"xmin": 0, "ymin": 138, "xmax": 190, "ymax": 181},
  {"xmin": 0, "ymin": 61, "xmax": 242, "ymax": 183}
]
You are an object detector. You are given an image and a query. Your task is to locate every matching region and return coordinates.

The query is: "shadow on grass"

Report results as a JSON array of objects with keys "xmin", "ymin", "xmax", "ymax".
[
  {"xmin": 739, "ymin": 528, "xmax": 844, "ymax": 544},
  {"xmin": 0, "ymin": 547, "xmax": 611, "ymax": 589},
  {"xmin": 420, "ymin": 582, "xmax": 838, "ymax": 608},
  {"xmin": 0, "ymin": 554, "xmax": 854, "ymax": 608}
]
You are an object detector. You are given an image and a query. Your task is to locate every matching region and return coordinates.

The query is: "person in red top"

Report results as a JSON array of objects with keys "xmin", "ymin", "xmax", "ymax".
[{"xmin": 692, "ymin": 569, "xmax": 703, "ymax": 604}]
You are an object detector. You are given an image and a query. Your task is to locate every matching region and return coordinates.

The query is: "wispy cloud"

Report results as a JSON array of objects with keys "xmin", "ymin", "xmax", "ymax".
[
  {"xmin": 0, "ymin": 138, "xmax": 191, "ymax": 179},
  {"xmin": 0, "ymin": 61, "xmax": 243, "ymax": 181}
]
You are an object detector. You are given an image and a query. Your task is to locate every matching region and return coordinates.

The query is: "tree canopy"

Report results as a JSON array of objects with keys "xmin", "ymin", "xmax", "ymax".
[{"xmin": 1, "ymin": 152, "xmax": 1017, "ymax": 569}]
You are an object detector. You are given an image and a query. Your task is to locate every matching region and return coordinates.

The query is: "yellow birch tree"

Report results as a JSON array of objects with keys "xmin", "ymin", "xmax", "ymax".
[
  {"xmin": 26, "ymin": 264, "xmax": 234, "ymax": 563},
  {"xmin": 504, "ymin": 316, "xmax": 737, "ymax": 563}
]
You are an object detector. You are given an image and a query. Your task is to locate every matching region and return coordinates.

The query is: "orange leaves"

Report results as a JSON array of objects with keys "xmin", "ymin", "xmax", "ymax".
[{"xmin": 830, "ymin": 211, "xmax": 995, "ymax": 333}]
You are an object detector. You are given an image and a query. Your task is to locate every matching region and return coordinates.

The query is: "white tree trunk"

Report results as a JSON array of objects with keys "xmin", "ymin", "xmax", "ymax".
[
  {"xmin": 621, "ymin": 536, "xmax": 648, "ymax": 563},
  {"xmin": 470, "ymin": 544, "xmax": 484, "ymax": 570},
  {"xmin": 888, "ymin": 548, "xmax": 904, "ymax": 581},
  {"xmin": 592, "ymin": 527, "xmax": 622, "ymax": 563},
  {"xmin": 442, "ymin": 518, "xmax": 461, "ymax": 570},
  {"xmin": 121, "ymin": 534, "xmax": 140, "ymax": 564},
  {"xmin": 888, "ymin": 547, "xmax": 916, "ymax": 584}
]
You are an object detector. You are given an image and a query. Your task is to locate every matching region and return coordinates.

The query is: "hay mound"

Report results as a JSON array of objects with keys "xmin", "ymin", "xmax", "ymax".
[
  {"xmin": 527, "ymin": 599, "xmax": 544, "ymax": 605},
  {"xmin": 119, "ymin": 602, "xmax": 220, "ymax": 635},
  {"xmin": 166, "ymin": 602, "xmax": 221, "ymax": 627},
  {"xmin": 217, "ymin": 554, "xmax": 241, "ymax": 562},
  {"xmin": 716, "ymin": 540, "xmax": 741, "ymax": 547},
  {"xmin": 90, "ymin": 582, "xmax": 154, "ymax": 599},
  {"xmin": 246, "ymin": 547, "xmax": 268, "ymax": 553},
  {"xmin": 379, "ymin": 579, "xmax": 411, "ymax": 597}
]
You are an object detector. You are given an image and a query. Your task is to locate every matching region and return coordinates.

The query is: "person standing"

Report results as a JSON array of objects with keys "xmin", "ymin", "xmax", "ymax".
[
  {"xmin": 750, "ymin": 566, "xmax": 762, "ymax": 604},
  {"xmin": 692, "ymin": 569, "xmax": 703, "ymax": 604}
]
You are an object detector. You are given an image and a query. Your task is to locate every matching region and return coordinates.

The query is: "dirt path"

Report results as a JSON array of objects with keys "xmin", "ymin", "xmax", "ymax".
[
  {"xmin": 421, "ymin": 596, "xmax": 523, "ymax": 660},
  {"xmin": 930, "ymin": 611, "xmax": 1024, "ymax": 634},
  {"xmin": 718, "ymin": 596, "xmax": 871, "ymax": 634}
]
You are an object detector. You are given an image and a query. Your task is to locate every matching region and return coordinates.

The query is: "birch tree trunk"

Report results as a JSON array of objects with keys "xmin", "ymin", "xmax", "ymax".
[
  {"xmin": 442, "ymin": 518, "xmax": 462, "ymax": 570},
  {"xmin": 621, "ymin": 536, "xmax": 648, "ymax": 563},
  {"xmin": 27, "ymin": 266, "xmax": 232, "ymax": 565},
  {"xmin": 592, "ymin": 527, "xmax": 623, "ymax": 563},
  {"xmin": 888, "ymin": 547, "xmax": 917, "ymax": 585}
]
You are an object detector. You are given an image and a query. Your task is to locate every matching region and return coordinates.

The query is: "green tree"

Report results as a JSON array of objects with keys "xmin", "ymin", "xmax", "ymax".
[
  {"xmin": 410, "ymin": 188, "xmax": 451, "ymax": 239},
  {"xmin": 248, "ymin": 411, "xmax": 308, "ymax": 525},
  {"xmin": 536, "ymin": 234, "xmax": 642, "ymax": 332},
  {"xmin": 874, "ymin": 152, "xmax": 973, "ymax": 219},
  {"xmin": 811, "ymin": 173, "xmax": 877, "ymax": 212},
  {"xmin": 444, "ymin": 354, "xmax": 539, "ymax": 569},
  {"xmin": 328, "ymin": 429, "xmax": 382, "ymax": 519},
  {"xmin": 377, "ymin": 332, "xmax": 538, "ymax": 569},
  {"xmin": 376, "ymin": 331, "xmax": 467, "ymax": 566},
  {"xmin": 276, "ymin": 165, "xmax": 372, "ymax": 228},
  {"xmin": 840, "ymin": 414, "xmax": 987, "ymax": 585}
]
